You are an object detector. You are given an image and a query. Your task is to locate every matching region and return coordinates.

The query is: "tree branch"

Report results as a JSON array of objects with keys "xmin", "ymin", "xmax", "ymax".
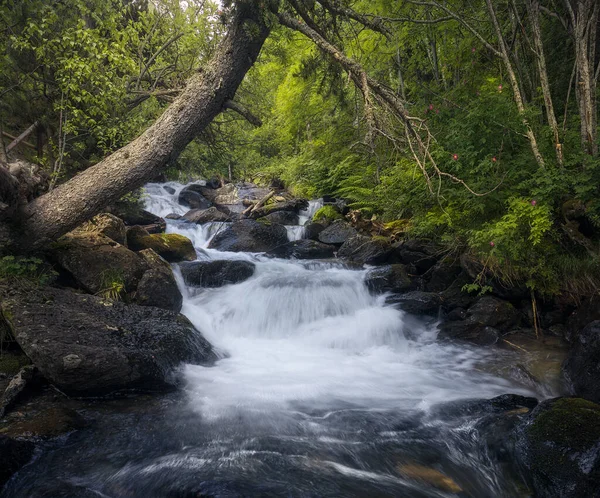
[{"xmin": 223, "ymin": 99, "xmax": 262, "ymax": 127}]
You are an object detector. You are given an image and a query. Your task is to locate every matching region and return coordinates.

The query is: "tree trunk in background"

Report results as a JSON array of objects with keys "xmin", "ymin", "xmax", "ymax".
[
  {"xmin": 526, "ymin": 0, "xmax": 563, "ymax": 164},
  {"xmin": 565, "ymin": 0, "xmax": 598, "ymax": 156},
  {"xmin": 14, "ymin": 2, "xmax": 272, "ymax": 250}
]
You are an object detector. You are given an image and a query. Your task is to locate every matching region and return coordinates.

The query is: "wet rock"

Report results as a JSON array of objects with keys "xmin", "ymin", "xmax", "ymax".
[
  {"xmin": 49, "ymin": 232, "xmax": 147, "ymax": 294},
  {"xmin": 0, "ymin": 365, "xmax": 36, "ymax": 418},
  {"xmin": 397, "ymin": 464, "xmax": 462, "ymax": 494},
  {"xmin": 563, "ymin": 320, "xmax": 600, "ymax": 403},
  {"xmin": 337, "ymin": 235, "xmax": 395, "ymax": 265},
  {"xmin": 180, "ymin": 260, "xmax": 255, "ymax": 287},
  {"xmin": 259, "ymin": 210, "xmax": 299, "ymax": 225},
  {"xmin": 134, "ymin": 249, "xmax": 182, "ymax": 312},
  {"xmin": 178, "ymin": 188, "xmax": 212, "ymax": 210},
  {"xmin": 1, "ymin": 286, "xmax": 214, "ymax": 396},
  {"xmin": 74, "ymin": 213, "xmax": 126, "ymax": 245},
  {"xmin": 0, "ymin": 435, "xmax": 35, "ymax": 487},
  {"xmin": 163, "ymin": 185, "xmax": 176, "ymax": 195},
  {"xmin": 208, "ymin": 219, "xmax": 288, "ymax": 253},
  {"xmin": 425, "ymin": 259, "xmax": 462, "ymax": 292},
  {"xmin": 386, "ymin": 291, "xmax": 442, "ymax": 316},
  {"xmin": 438, "ymin": 296, "xmax": 519, "ymax": 343},
  {"xmin": 312, "ymin": 205, "xmax": 343, "ymax": 227},
  {"xmin": 165, "ymin": 213, "xmax": 182, "ymax": 220},
  {"xmin": 127, "ymin": 226, "xmax": 196, "ymax": 262},
  {"xmin": 303, "ymin": 222, "xmax": 325, "ymax": 240},
  {"xmin": 431, "ymin": 394, "xmax": 538, "ymax": 419},
  {"xmin": 107, "ymin": 202, "xmax": 166, "ymax": 233},
  {"xmin": 183, "ymin": 207, "xmax": 230, "ymax": 223},
  {"xmin": 440, "ymin": 273, "xmax": 479, "ymax": 311},
  {"xmin": 317, "ymin": 220, "xmax": 357, "ymax": 245},
  {"xmin": 566, "ymin": 296, "xmax": 600, "ymax": 341},
  {"xmin": 394, "ymin": 240, "xmax": 439, "ymax": 274},
  {"xmin": 212, "ymin": 183, "xmax": 239, "ymax": 205},
  {"xmin": 516, "ymin": 397, "xmax": 600, "ymax": 497},
  {"xmin": 365, "ymin": 264, "xmax": 413, "ymax": 294},
  {"xmin": 266, "ymin": 239, "xmax": 336, "ymax": 260},
  {"xmin": 205, "ymin": 177, "xmax": 221, "ymax": 189},
  {"xmin": 1, "ymin": 406, "xmax": 87, "ymax": 439},
  {"xmin": 249, "ymin": 199, "xmax": 309, "ymax": 219}
]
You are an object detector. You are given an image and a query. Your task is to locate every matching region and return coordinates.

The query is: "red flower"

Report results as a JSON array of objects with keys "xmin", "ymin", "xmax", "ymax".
[
  {"xmin": 498, "ymin": 84, "xmax": 503, "ymax": 92},
  {"xmin": 452, "ymin": 154, "xmax": 459, "ymax": 161},
  {"xmin": 492, "ymin": 156, "xmax": 497, "ymax": 162},
  {"xmin": 429, "ymin": 104, "xmax": 434, "ymax": 110},
  {"xmin": 472, "ymin": 47, "xmax": 476, "ymax": 53},
  {"xmin": 490, "ymin": 241, "xmax": 495, "ymax": 247},
  {"xmin": 531, "ymin": 200, "xmax": 537, "ymax": 206}
]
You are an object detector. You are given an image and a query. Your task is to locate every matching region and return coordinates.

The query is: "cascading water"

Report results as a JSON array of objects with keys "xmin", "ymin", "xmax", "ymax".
[{"xmin": 3, "ymin": 181, "xmax": 555, "ymax": 498}]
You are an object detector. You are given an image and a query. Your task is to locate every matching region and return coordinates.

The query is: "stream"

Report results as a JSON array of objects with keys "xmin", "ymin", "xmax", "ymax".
[{"xmin": 2, "ymin": 181, "xmax": 564, "ymax": 497}]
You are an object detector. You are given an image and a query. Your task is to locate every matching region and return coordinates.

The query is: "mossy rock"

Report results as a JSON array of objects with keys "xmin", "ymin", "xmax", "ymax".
[
  {"xmin": 127, "ymin": 227, "xmax": 196, "ymax": 263},
  {"xmin": 312, "ymin": 205, "xmax": 342, "ymax": 225},
  {"xmin": 517, "ymin": 397, "xmax": 600, "ymax": 497},
  {"xmin": 0, "ymin": 352, "xmax": 30, "ymax": 376}
]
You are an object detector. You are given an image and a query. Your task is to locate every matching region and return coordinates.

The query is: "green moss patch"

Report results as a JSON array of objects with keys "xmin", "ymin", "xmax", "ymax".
[{"xmin": 313, "ymin": 206, "xmax": 342, "ymax": 224}]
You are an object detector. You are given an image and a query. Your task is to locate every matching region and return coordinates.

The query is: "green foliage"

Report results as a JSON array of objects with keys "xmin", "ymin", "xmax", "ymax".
[
  {"xmin": 312, "ymin": 205, "xmax": 342, "ymax": 224},
  {"xmin": 0, "ymin": 256, "xmax": 56, "ymax": 286},
  {"xmin": 98, "ymin": 269, "xmax": 125, "ymax": 302}
]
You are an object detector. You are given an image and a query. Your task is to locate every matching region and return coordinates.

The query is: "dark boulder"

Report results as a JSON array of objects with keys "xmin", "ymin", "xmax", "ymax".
[
  {"xmin": 127, "ymin": 226, "xmax": 196, "ymax": 262},
  {"xmin": 317, "ymin": 220, "xmax": 357, "ymax": 245},
  {"xmin": 304, "ymin": 222, "xmax": 325, "ymax": 240},
  {"xmin": 515, "ymin": 397, "xmax": 600, "ymax": 497},
  {"xmin": 0, "ymin": 435, "xmax": 35, "ymax": 487},
  {"xmin": 49, "ymin": 232, "xmax": 147, "ymax": 294},
  {"xmin": 165, "ymin": 213, "xmax": 182, "ymax": 220},
  {"xmin": 440, "ymin": 272, "xmax": 479, "ymax": 311},
  {"xmin": 394, "ymin": 240, "xmax": 438, "ymax": 274},
  {"xmin": 107, "ymin": 202, "xmax": 166, "ymax": 233},
  {"xmin": 365, "ymin": 264, "xmax": 413, "ymax": 294},
  {"xmin": 563, "ymin": 321, "xmax": 600, "ymax": 403},
  {"xmin": 338, "ymin": 235, "xmax": 395, "ymax": 265},
  {"xmin": 566, "ymin": 296, "xmax": 600, "ymax": 342},
  {"xmin": 134, "ymin": 249, "xmax": 183, "ymax": 312},
  {"xmin": 208, "ymin": 219, "xmax": 288, "ymax": 253},
  {"xmin": 180, "ymin": 260, "xmax": 255, "ymax": 288},
  {"xmin": 425, "ymin": 259, "xmax": 462, "ymax": 292},
  {"xmin": 259, "ymin": 210, "xmax": 299, "ymax": 225},
  {"xmin": 1, "ymin": 286, "xmax": 214, "ymax": 396},
  {"xmin": 178, "ymin": 189, "xmax": 212, "ymax": 210},
  {"xmin": 205, "ymin": 177, "xmax": 221, "ymax": 189},
  {"xmin": 266, "ymin": 239, "xmax": 336, "ymax": 260},
  {"xmin": 249, "ymin": 199, "xmax": 309, "ymax": 219},
  {"xmin": 163, "ymin": 185, "xmax": 176, "ymax": 195},
  {"xmin": 386, "ymin": 291, "xmax": 442, "ymax": 316},
  {"xmin": 438, "ymin": 296, "xmax": 519, "ymax": 344},
  {"xmin": 74, "ymin": 213, "xmax": 127, "ymax": 245},
  {"xmin": 183, "ymin": 207, "xmax": 231, "ymax": 223}
]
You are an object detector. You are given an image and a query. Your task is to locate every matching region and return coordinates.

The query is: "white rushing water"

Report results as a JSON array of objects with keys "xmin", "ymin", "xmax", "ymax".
[{"xmin": 143, "ymin": 182, "xmax": 531, "ymax": 422}]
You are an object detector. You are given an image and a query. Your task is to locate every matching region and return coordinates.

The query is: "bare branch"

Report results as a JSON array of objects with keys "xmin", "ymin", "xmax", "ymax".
[{"xmin": 223, "ymin": 99, "xmax": 263, "ymax": 127}]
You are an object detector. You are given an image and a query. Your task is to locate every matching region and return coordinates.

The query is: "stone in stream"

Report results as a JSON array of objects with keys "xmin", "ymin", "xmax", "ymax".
[
  {"xmin": 180, "ymin": 260, "xmax": 256, "ymax": 287},
  {"xmin": 183, "ymin": 206, "xmax": 231, "ymax": 224},
  {"xmin": 303, "ymin": 222, "xmax": 325, "ymax": 240},
  {"xmin": 317, "ymin": 220, "xmax": 357, "ymax": 245},
  {"xmin": 0, "ymin": 286, "xmax": 215, "ymax": 396},
  {"xmin": 127, "ymin": 226, "xmax": 196, "ymax": 262},
  {"xmin": 515, "ymin": 397, "xmax": 600, "ymax": 497},
  {"xmin": 178, "ymin": 188, "xmax": 212, "ymax": 210},
  {"xmin": 266, "ymin": 239, "xmax": 336, "ymax": 260},
  {"xmin": 364, "ymin": 264, "xmax": 413, "ymax": 294},
  {"xmin": 134, "ymin": 249, "xmax": 183, "ymax": 312},
  {"xmin": 106, "ymin": 202, "xmax": 166, "ymax": 233},
  {"xmin": 49, "ymin": 232, "xmax": 148, "ymax": 294},
  {"xmin": 249, "ymin": 199, "xmax": 309, "ymax": 219},
  {"xmin": 385, "ymin": 291, "xmax": 443, "ymax": 316},
  {"xmin": 208, "ymin": 219, "xmax": 288, "ymax": 253},
  {"xmin": 563, "ymin": 320, "xmax": 600, "ymax": 403},
  {"xmin": 258, "ymin": 210, "xmax": 299, "ymax": 225},
  {"xmin": 337, "ymin": 234, "xmax": 395, "ymax": 265}
]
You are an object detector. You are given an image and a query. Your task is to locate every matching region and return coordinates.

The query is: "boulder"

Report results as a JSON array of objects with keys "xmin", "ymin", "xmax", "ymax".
[
  {"xmin": 165, "ymin": 213, "xmax": 182, "ymax": 220},
  {"xmin": 386, "ymin": 291, "xmax": 442, "ymax": 316},
  {"xmin": 107, "ymin": 202, "xmax": 166, "ymax": 233},
  {"xmin": 438, "ymin": 296, "xmax": 519, "ymax": 343},
  {"xmin": 515, "ymin": 397, "xmax": 600, "ymax": 497},
  {"xmin": 304, "ymin": 222, "xmax": 325, "ymax": 240},
  {"xmin": 1, "ymin": 286, "xmax": 214, "ymax": 395},
  {"xmin": 566, "ymin": 297, "xmax": 600, "ymax": 341},
  {"xmin": 259, "ymin": 211, "xmax": 299, "ymax": 225},
  {"xmin": 49, "ymin": 232, "xmax": 147, "ymax": 294},
  {"xmin": 338, "ymin": 235, "xmax": 395, "ymax": 265},
  {"xmin": 74, "ymin": 213, "xmax": 126, "ymax": 245},
  {"xmin": 127, "ymin": 227, "xmax": 196, "ymax": 262},
  {"xmin": 163, "ymin": 185, "xmax": 176, "ymax": 195},
  {"xmin": 249, "ymin": 199, "xmax": 309, "ymax": 219},
  {"xmin": 134, "ymin": 249, "xmax": 183, "ymax": 312},
  {"xmin": 425, "ymin": 259, "xmax": 462, "ymax": 292},
  {"xmin": 394, "ymin": 240, "xmax": 438, "ymax": 274},
  {"xmin": 178, "ymin": 189, "xmax": 212, "ymax": 210},
  {"xmin": 0, "ymin": 435, "xmax": 35, "ymax": 487},
  {"xmin": 317, "ymin": 220, "xmax": 357, "ymax": 245},
  {"xmin": 212, "ymin": 183, "xmax": 239, "ymax": 205},
  {"xmin": 312, "ymin": 205, "xmax": 343, "ymax": 227},
  {"xmin": 205, "ymin": 177, "xmax": 221, "ymax": 189},
  {"xmin": 183, "ymin": 207, "xmax": 231, "ymax": 223},
  {"xmin": 563, "ymin": 321, "xmax": 600, "ymax": 403},
  {"xmin": 180, "ymin": 260, "xmax": 255, "ymax": 287},
  {"xmin": 365, "ymin": 264, "xmax": 413, "ymax": 294},
  {"xmin": 266, "ymin": 239, "xmax": 336, "ymax": 260},
  {"xmin": 440, "ymin": 273, "xmax": 479, "ymax": 311},
  {"xmin": 208, "ymin": 219, "xmax": 288, "ymax": 253}
]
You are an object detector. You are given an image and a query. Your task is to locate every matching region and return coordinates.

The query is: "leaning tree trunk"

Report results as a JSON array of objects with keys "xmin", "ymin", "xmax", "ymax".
[{"xmin": 14, "ymin": 2, "xmax": 273, "ymax": 250}]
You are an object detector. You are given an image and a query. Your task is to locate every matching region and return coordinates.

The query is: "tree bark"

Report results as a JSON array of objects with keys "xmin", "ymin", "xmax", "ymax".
[{"xmin": 15, "ymin": 2, "xmax": 273, "ymax": 250}]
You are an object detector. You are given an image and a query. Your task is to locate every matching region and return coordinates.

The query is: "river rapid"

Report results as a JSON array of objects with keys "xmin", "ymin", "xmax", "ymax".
[{"xmin": 3, "ymin": 181, "xmax": 561, "ymax": 497}]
